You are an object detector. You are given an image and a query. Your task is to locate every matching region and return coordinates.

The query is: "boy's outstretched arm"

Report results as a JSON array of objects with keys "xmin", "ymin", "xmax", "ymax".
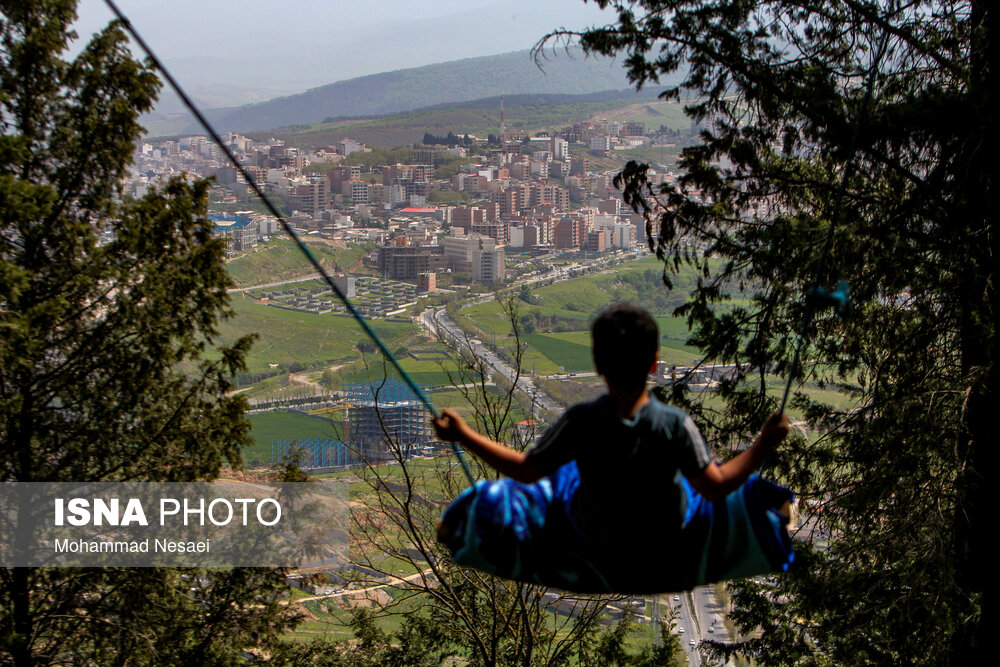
[
  {"xmin": 689, "ymin": 411, "xmax": 790, "ymax": 503},
  {"xmin": 432, "ymin": 408, "xmax": 544, "ymax": 483}
]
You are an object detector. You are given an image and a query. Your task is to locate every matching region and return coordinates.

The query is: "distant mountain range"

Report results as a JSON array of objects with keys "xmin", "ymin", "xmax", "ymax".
[{"xmin": 144, "ymin": 48, "xmax": 682, "ymax": 137}]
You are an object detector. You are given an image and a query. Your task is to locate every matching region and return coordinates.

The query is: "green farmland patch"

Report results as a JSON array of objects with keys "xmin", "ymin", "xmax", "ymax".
[
  {"xmin": 217, "ymin": 299, "xmax": 417, "ymax": 373},
  {"xmin": 655, "ymin": 316, "xmax": 691, "ymax": 338},
  {"xmin": 526, "ymin": 332, "xmax": 593, "ymax": 373},
  {"xmin": 455, "ymin": 256, "xmax": 707, "ymax": 375},
  {"xmin": 654, "ymin": 316, "xmax": 701, "ymax": 362},
  {"xmin": 328, "ymin": 341, "xmax": 463, "ymax": 388}
]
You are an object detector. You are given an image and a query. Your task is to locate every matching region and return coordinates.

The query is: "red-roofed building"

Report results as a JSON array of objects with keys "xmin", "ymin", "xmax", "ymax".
[{"xmin": 398, "ymin": 207, "xmax": 440, "ymax": 220}]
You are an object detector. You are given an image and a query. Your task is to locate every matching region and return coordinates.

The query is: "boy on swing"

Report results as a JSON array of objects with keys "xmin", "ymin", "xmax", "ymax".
[{"xmin": 433, "ymin": 303, "xmax": 794, "ymax": 592}]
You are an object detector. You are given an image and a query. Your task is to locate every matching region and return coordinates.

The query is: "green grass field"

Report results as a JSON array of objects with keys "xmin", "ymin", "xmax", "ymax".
[
  {"xmin": 455, "ymin": 256, "xmax": 705, "ymax": 372},
  {"xmin": 614, "ymin": 143, "xmax": 686, "ymax": 167},
  {"xmin": 591, "ymin": 100, "xmax": 691, "ymax": 131},
  {"xmin": 226, "ymin": 238, "xmax": 371, "ymax": 287},
  {"xmin": 654, "ymin": 316, "xmax": 702, "ymax": 362},
  {"xmin": 245, "ymin": 411, "xmax": 342, "ymax": 463},
  {"xmin": 526, "ymin": 332, "xmax": 592, "ymax": 372},
  {"xmin": 337, "ymin": 357, "xmax": 459, "ymax": 387},
  {"xmin": 217, "ymin": 299, "xmax": 418, "ymax": 373}
]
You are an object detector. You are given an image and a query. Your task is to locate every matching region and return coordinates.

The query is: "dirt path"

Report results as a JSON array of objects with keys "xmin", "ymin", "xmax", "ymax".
[
  {"xmin": 290, "ymin": 567, "xmax": 435, "ymax": 604},
  {"xmin": 287, "ymin": 364, "xmax": 345, "ymax": 394},
  {"xmin": 288, "ymin": 371, "xmax": 323, "ymax": 393}
]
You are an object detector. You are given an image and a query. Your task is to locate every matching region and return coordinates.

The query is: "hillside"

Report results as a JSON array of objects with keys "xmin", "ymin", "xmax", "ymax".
[
  {"xmin": 144, "ymin": 48, "xmax": 684, "ymax": 137},
  {"xmin": 267, "ymin": 89, "xmax": 676, "ymax": 148}
]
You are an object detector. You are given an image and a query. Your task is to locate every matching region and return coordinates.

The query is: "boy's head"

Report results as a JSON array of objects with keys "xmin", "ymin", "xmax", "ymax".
[{"xmin": 591, "ymin": 303, "xmax": 659, "ymax": 391}]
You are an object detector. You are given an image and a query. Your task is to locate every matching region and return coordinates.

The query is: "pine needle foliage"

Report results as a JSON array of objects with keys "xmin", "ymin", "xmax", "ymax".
[
  {"xmin": 539, "ymin": 1, "xmax": 992, "ymax": 664},
  {"xmin": 1, "ymin": 3, "xmax": 298, "ymax": 663}
]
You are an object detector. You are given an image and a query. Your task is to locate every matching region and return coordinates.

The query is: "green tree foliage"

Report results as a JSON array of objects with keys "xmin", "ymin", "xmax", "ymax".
[
  {"xmin": 547, "ymin": 1, "xmax": 992, "ymax": 664},
  {"xmin": 608, "ymin": 268, "xmax": 692, "ymax": 313},
  {"xmin": 341, "ymin": 146, "xmax": 413, "ymax": 169},
  {"xmin": 433, "ymin": 157, "xmax": 480, "ymax": 180},
  {"xmin": 421, "ymin": 131, "xmax": 473, "ymax": 147},
  {"xmin": 0, "ymin": 3, "xmax": 297, "ymax": 663},
  {"xmin": 272, "ymin": 608, "xmax": 458, "ymax": 666}
]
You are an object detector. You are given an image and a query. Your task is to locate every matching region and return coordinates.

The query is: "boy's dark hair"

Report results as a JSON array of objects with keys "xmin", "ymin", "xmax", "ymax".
[{"xmin": 591, "ymin": 303, "xmax": 659, "ymax": 389}]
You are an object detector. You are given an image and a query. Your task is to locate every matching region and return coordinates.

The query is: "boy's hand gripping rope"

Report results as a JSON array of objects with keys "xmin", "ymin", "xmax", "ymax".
[{"xmin": 103, "ymin": 0, "xmax": 477, "ymax": 487}]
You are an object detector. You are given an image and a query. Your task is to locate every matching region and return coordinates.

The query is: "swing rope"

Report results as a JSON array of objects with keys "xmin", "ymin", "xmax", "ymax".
[
  {"xmin": 103, "ymin": 0, "xmax": 477, "ymax": 487},
  {"xmin": 777, "ymin": 26, "xmax": 890, "ymax": 415}
]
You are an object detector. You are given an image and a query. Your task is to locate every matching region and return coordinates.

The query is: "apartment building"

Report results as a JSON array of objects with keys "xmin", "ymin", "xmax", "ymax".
[
  {"xmin": 472, "ymin": 246, "xmax": 505, "ymax": 284},
  {"xmin": 555, "ymin": 215, "xmax": 586, "ymax": 250},
  {"xmin": 378, "ymin": 245, "xmax": 434, "ymax": 280},
  {"xmin": 328, "ymin": 165, "xmax": 362, "ymax": 194},
  {"xmin": 289, "ymin": 175, "xmax": 330, "ymax": 215}
]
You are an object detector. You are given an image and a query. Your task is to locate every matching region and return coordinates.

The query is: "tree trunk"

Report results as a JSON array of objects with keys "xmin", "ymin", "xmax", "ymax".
[{"xmin": 951, "ymin": 3, "xmax": 993, "ymax": 663}]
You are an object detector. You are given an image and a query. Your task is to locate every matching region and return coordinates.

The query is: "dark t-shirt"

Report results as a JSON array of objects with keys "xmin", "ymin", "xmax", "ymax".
[{"xmin": 525, "ymin": 394, "xmax": 712, "ymax": 544}]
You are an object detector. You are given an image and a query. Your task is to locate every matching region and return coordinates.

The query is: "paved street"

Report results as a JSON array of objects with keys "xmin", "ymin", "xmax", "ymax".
[{"xmin": 419, "ymin": 306, "xmax": 560, "ymax": 415}]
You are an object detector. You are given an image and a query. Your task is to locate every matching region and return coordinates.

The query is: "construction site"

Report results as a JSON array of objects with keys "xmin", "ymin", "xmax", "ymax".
[{"xmin": 269, "ymin": 381, "xmax": 434, "ymax": 470}]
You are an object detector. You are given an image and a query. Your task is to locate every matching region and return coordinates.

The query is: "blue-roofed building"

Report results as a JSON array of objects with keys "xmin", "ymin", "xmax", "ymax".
[{"xmin": 210, "ymin": 212, "xmax": 259, "ymax": 255}]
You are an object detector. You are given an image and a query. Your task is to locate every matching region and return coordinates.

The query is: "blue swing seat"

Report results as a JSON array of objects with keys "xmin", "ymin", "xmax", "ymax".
[{"xmin": 438, "ymin": 461, "xmax": 794, "ymax": 593}]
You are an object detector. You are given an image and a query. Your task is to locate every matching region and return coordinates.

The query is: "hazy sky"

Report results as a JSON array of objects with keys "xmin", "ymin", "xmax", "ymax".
[{"xmin": 74, "ymin": 1, "xmax": 621, "ymax": 107}]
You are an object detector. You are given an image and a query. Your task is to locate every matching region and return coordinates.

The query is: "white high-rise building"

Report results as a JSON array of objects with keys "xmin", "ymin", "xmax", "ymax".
[
  {"xmin": 614, "ymin": 223, "xmax": 636, "ymax": 248},
  {"xmin": 472, "ymin": 247, "xmax": 505, "ymax": 284},
  {"xmin": 550, "ymin": 137, "xmax": 568, "ymax": 161}
]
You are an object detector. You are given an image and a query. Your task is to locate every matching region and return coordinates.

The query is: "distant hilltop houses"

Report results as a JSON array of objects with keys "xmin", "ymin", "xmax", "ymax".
[{"xmin": 130, "ymin": 121, "xmax": 689, "ymax": 286}]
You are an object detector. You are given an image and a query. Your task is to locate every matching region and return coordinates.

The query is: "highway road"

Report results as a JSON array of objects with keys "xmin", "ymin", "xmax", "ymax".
[
  {"xmin": 656, "ymin": 584, "xmax": 731, "ymax": 666},
  {"xmin": 417, "ymin": 306, "xmax": 561, "ymax": 415}
]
